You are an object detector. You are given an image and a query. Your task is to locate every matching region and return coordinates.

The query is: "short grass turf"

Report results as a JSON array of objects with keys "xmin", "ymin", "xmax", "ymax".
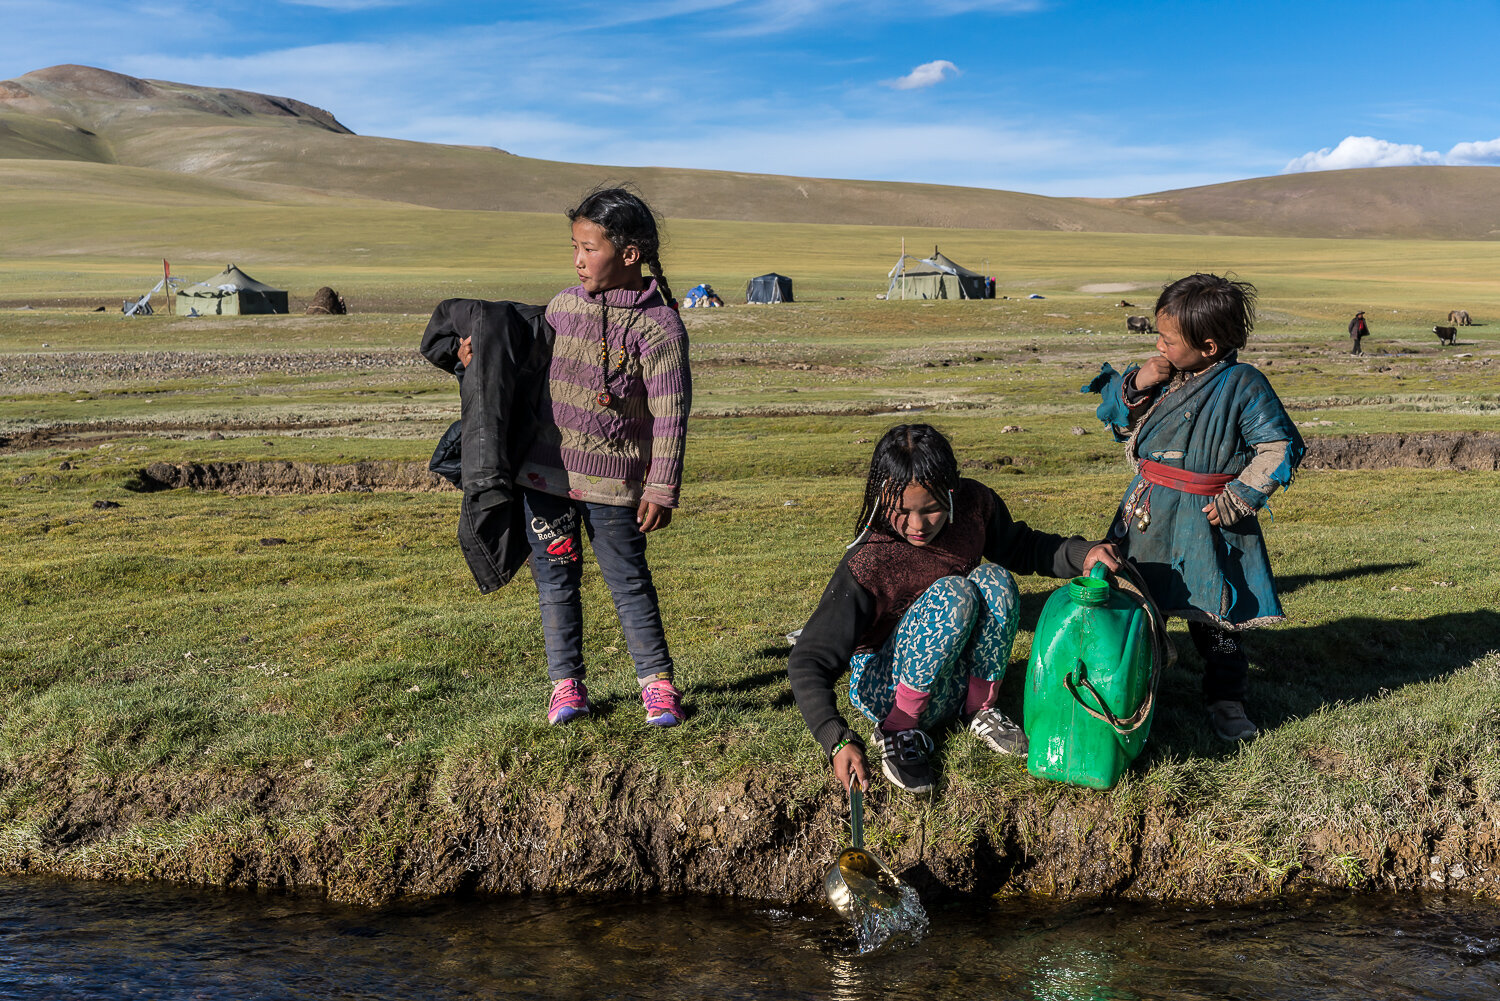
[{"xmin": 2, "ymin": 230, "xmax": 1500, "ymax": 896}]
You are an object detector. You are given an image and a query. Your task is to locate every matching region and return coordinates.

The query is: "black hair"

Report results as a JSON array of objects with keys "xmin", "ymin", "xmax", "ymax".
[
  {"xmin": 1154, "ymin": 273, "xmax": 1256, "ymax": 352},
  {"xmin": 853, "ymin": 424, "xmax": 960, "ymax": 537},
  {"xmin": 567, "ymin": 185, "xmax": 675, "ymax": 307}
]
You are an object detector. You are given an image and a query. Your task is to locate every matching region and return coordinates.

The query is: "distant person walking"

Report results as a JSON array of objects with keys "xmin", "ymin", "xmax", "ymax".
[
  {"xmin": 1348, "ymin": 311, "xmax": 1369, "ymax": 355},
  {"xmin": 462, "ymin": 186, "xmax": 691, "ymax": 728}
]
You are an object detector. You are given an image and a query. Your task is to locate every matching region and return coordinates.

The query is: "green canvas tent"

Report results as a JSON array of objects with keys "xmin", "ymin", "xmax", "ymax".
[
  {"xmin": 175, "ymin": 264, "xmax": 289, "ymax": 315},
  {"xmin": 886, "ymin": 247, "xmax": 989, "ymax": 300}
]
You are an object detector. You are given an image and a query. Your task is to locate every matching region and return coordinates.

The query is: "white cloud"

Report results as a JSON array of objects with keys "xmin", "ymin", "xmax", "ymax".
[
  {"xmin": 397, "ymin": 112, "xmax": 593, "ymax": 151},
  {"xmin": 108, "ymin": 29, "xmax": 590, "ymax": 139},
  {"xmin": 0, "ymin": 2, "xmax": 1256, "ymax": 198},
  {"xmin": 1445, "ymin": 138, "xmax": 1500, "ymax": 165},
  {"xmin": 574, "ymin": 119, "xmax": 1188, "ymax": 196},
  {"xmin": 280, "ymin": 0, "xmax": 411, "ymax": 8},
  {"xmin": 931, "ymin": 0, "xmax": 1042, "ymax": 9},
  {"xmin": 546, "ymin": 0, "xmax": 1023, "ymax": 38},
  {"xmin": 1285, "ymin": 134, "xmax": 1500, "ymax": 172},
  {"xmin": 888, "ymin": 60, "xmax": 959, "ymax": 90},
  {"xmin": 279, "ymin": 0, "xmax": 409, "ymax": 9},
  {"xmin": 593, "ymin": 0, "xmax": 1041, "ymax": 33},
  {"xmin": 1284, "ymin": 135, "xmax": 1441, "ymax": 172}
]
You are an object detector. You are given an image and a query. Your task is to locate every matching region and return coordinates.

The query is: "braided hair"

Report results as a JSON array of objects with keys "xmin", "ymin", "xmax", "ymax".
[
  {"xmin": 853, "ymin": 424, "xmax": 960, "ymax": 537},
  {"xmin": 567, "ymin": 185, "xmax": 676, "ymax": 308}
]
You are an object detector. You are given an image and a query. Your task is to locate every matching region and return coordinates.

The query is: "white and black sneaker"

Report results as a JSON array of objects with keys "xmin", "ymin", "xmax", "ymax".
[
  {"xmin": 968, "ymin": 707, "xmax": 1029, "ymax": 757},
  {"xmin": 871, "ymin": 728, "xmax": 936, "ymax": 794}
]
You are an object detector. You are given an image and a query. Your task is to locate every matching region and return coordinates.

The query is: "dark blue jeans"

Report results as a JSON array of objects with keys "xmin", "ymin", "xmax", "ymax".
[{"xmin": 521, "ymin": 488, "xmax": 673, "ymax": 684}]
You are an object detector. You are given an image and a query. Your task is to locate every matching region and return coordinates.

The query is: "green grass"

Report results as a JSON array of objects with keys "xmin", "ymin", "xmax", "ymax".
[{"xmin": 2, "ymin": 219, "xmax": 1500, "ymax": 901}]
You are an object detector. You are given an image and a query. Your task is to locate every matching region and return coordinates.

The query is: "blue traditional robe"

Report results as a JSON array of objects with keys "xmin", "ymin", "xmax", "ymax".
[{"xmin": 1083, "ymin": 352, "xmax": 1305, "ymax": 628}]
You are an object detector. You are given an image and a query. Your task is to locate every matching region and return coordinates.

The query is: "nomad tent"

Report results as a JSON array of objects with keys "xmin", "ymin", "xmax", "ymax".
[
  {"xmin": 745, "ymin": 273, "xmax": 794, "ymax": 304},
  {"xmin": 886, "ymin": 247, "xmax": 990, "ymax": 300},
  {"xmin": 175, "ymin": 264, "xmax": 289, "ymax": 316}
]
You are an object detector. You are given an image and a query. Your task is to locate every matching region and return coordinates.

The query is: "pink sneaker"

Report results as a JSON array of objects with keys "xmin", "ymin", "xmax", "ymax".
[
  {"xmin": 642, "ymin": 679, "xmax": 685, "ymax": 727},
  {"xmin": 547, "ymin": 679, "xmax": 590, "ymax": 725}
]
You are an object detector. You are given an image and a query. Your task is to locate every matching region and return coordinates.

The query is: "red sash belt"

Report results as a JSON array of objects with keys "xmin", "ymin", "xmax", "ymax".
[{"xmin": 1138, "ymin": 459, "xmax": 1234, "ymax": 496}]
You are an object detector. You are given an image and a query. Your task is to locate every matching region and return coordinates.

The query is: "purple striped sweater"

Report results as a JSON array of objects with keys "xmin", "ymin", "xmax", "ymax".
[{"xmin": 518, "ymin": 280, "xmax": 691, "ymax": 508}]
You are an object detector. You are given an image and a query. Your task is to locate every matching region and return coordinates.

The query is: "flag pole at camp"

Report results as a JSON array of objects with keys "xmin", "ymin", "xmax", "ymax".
[{"xmin": 164, "ymin": 259, "xmax": 172, "ymax": 315}]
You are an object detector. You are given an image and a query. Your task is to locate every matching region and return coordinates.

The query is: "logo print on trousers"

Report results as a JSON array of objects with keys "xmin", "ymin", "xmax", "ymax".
[{"xmin": 546, "ymin": 536, "xmax": 577, "ymax": 562}]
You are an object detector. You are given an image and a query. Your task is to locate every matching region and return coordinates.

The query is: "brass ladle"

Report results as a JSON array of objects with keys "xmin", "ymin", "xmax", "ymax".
[{"xmin": 824, "ymin": 786, "xmax": 905, "ymax": 919}]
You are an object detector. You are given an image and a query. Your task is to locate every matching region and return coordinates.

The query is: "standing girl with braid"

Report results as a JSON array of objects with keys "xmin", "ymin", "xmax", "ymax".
[
  {"xmin": 516, "ymin": 186, "xmax": 691, "ymax": 727},
  {"xmin": 788, "ymin": 425, "xmax": 1120, "ymax": 794}
]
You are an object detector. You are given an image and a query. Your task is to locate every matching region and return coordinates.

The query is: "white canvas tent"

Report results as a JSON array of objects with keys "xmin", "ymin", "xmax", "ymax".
[
  {"xmin": 886, "ymin": 247, "xmax": 990, "ymax": 300},
  {"xmin": 174, "ymin": 264, "xmax": 289, "ymax": 316}
]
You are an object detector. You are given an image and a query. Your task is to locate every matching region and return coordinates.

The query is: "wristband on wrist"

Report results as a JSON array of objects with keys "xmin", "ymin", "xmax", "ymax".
[{"xmin": 831, "ymin": 737, "xmax": 852, "ymax": 757}]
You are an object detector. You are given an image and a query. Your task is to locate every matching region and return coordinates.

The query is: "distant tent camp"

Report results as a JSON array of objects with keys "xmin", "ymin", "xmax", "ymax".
[
  {"xmin": 745, "ymin": 273, "xmax": 793, "ymax": 304},
  {"xmin": 886, "ymin": 247, "xmax": 990, "ymax": 300},
  {"xmin": 174, "ymin": 264, "xmax": 289, "ymax": 316}
]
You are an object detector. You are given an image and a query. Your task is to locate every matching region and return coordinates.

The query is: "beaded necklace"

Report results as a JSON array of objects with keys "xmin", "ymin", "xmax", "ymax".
[{"xmin": 596, "ymin": 300, "xmax": 629, "ymax": 407}]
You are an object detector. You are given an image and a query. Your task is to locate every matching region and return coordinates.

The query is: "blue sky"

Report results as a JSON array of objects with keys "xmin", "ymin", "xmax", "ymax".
[{"xmin": 3, "ymin": 0, "xmax": 1498, "ymax": 198}]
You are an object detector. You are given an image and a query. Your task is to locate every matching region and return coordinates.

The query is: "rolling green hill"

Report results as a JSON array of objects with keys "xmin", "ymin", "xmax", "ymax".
[{"xmin": 7, "ymin": 63, "xmax": 1500, "ymax": 240}]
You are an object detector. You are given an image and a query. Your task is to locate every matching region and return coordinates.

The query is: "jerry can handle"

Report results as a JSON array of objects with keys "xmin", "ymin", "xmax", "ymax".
[
  {"xmin": 1064, "ymin": 558, "xmax": 1172, "ymax": 736},
  {"xmin": 1066, "ymin": 658, "xmax": 1155, "ymax": 735}
]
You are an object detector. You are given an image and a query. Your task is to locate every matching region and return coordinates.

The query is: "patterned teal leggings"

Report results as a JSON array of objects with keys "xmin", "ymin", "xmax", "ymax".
[{"xmin": 848, "ymin": 564, "xmax": 1021, "ymax": 727}]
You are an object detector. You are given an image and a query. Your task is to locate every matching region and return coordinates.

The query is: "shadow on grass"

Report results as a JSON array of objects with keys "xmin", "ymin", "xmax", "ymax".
[
  {"xmin": 745, "ymin": 588, "xmax": 1497, "ymax": 766},
  {"xmin": 1253, "ymin": 608, "xmax": 1500, "ymax": 723},
  {"xmin": 710, "ymin": 659, "xmax": 797, "ymax": 709},
  {"xmin": 1137, "ymin": 608, "xmax": 1500, "ymax": 763},
  {"xmin": 1275, "ymin": 561, "xmax": 1419, "ymax": 596}
]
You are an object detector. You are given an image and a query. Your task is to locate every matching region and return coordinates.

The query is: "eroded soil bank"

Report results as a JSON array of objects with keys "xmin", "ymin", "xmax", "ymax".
[
  {"xmin": 1301, "ymin": 431, "xmax": 1500, "ymax": 471},
  {"xmin": 2, "ymin": 759, "xmax": 1496, "ymax": 907},
  {"xmin": 9, "ymin": 426, "xmax": 1500, "ymax": 477},
  {"xmin": 111, "ymin": 430, "xmax": 1500, "ymax": 496},
  {"xmin": 132, "ymin": 459, "xmax": 452, "ymax": 494},
  {"xmin": 0, "ymin": 419, "xmax": 361, "ymax": 453}
]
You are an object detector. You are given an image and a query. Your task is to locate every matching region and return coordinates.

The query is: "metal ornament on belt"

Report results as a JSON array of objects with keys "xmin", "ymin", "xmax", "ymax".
[{"xmin": 1123, "ymin": 479, "xmax": 1152, "ymax": 532}]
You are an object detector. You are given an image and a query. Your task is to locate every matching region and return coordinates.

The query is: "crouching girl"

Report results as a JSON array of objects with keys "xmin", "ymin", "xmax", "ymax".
[{"xmin": 787, "ymin": 424, "xmax": 1119, "ymax": 795}]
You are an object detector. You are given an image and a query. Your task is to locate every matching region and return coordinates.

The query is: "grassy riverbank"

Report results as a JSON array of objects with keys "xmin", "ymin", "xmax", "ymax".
[{"xmin": 3, "ymin": 228, "xmax": 1500, "ymax": 904}]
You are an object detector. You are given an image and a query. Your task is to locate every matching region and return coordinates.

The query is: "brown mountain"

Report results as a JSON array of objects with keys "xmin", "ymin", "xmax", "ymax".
[
  {"xmin": 4, "ymin": 63, "xmax": 1500, "ymax": 239},
  {"xmin": 1094, "ymin": 167, "xmax": 1500, "ymax": 240}
]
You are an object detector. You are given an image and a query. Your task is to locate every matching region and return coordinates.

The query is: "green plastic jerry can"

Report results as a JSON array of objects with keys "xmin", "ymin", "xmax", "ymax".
[{"xmin": 1024, "ymin": 563, "xmax": 1156, "ymax": 790}]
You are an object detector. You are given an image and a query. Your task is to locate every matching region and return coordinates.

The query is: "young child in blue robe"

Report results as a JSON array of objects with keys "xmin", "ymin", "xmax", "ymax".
[{"xmin": 1084, "ymin": 274, "xmax": 1304, "ymax": 742}]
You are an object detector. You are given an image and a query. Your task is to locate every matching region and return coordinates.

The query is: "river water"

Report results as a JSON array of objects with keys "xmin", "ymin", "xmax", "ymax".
[{"xmin": 3, "ymin": 876, "xmax": 1499, "ymax": 1000}]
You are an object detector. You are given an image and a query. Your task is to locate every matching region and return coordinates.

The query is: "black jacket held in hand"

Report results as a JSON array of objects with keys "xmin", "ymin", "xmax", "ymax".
[{"xmin": 419, "ymin": 298, "xmax": 554, "ymax": 594}]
